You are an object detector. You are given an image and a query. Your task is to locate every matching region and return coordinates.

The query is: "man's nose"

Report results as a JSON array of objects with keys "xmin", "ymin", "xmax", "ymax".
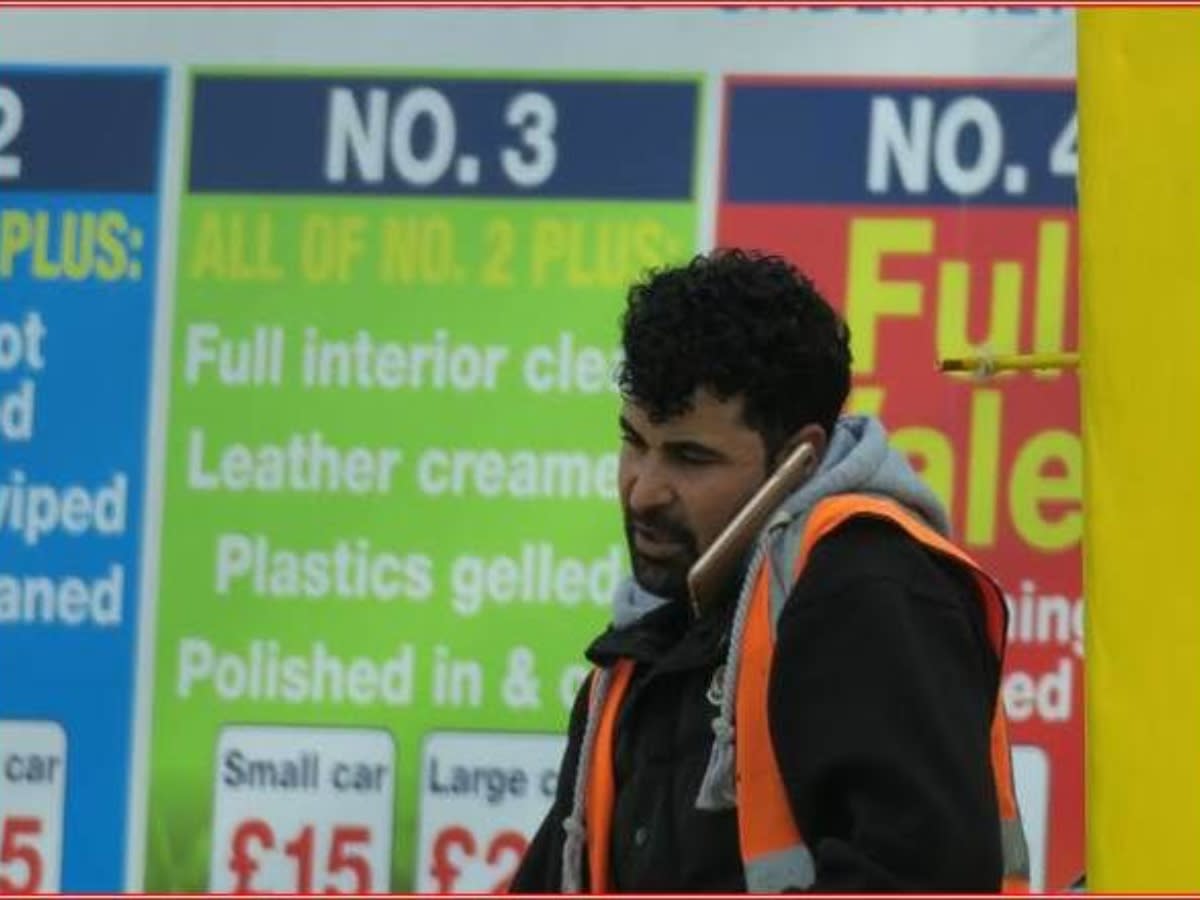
[{"xmin": 626, "ymin": 459, "xmax": 675, "ymax": 515}]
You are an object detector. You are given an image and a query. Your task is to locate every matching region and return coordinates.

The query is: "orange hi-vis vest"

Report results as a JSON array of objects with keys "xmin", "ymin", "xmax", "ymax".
[{"xmin": 585, "ymin": 494, "xmax": 1031, "ymax": 893}]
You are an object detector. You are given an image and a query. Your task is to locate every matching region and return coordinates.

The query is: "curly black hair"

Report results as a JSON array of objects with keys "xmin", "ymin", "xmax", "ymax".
[{"xmin": 618, "ymin": 248, "xmax": 852, "ymax": 456}]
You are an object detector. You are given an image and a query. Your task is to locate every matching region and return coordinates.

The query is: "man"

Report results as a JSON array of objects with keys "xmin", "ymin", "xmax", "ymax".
[{"xmin": 510, "ymin": 249, "xmax": 1028, "ymax": 893}]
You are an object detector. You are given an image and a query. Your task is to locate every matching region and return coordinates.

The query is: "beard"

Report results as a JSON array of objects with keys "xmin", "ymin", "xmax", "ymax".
[{"xmin": 622, "ymin": 507, "xmax": 700, "ymax": 602}]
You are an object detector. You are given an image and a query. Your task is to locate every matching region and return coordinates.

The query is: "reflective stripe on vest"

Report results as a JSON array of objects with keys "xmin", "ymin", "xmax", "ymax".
[
  {"xmin": 585, "ymin": 494, "xmax": 1030, "ymax": 893},
  {"xmin": 585, "ymin": 660, "xmax": 634, "ymax": 894}
]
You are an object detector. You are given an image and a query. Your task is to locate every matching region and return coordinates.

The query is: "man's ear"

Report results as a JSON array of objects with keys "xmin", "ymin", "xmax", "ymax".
[{"xmin": 770, "ymin": 423, "xmax": 827, "ymax": 476}]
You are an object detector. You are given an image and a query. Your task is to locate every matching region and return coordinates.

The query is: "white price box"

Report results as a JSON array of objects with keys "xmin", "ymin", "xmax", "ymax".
[
  {"xmin": 415, "ymin": 731, "xmax": 565, "ymax": 893},
  {"xmin": 208, "ymin": 725, "xmax": 395, "ymax": 893},
  {"xmin": 1012, "ymin": 744, "xmax": 1049, "ymax": 892},
  {"xmin": 0, "ymin": 720, "xmax": 66, "ymax": 894}
]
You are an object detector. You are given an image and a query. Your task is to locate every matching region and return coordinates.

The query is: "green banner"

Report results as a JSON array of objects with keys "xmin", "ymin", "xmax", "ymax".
[{"xmin": 145, "ymin": 70, "xmax": 700, "ymax": 891}]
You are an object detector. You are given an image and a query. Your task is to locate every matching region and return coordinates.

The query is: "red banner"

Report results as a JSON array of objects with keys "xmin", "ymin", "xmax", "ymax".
[{"xmin": 719, "ymin": 77, "xmax": 1082, "ymax": 890}]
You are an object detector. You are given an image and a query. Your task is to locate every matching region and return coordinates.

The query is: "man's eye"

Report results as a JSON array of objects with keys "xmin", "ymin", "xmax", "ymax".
[{"xmin": 674, "ymin": 450, "xmax": 713, "ymax": 465}]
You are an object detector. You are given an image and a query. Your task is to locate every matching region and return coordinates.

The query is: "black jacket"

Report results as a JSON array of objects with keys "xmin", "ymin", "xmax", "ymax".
[{"xmin": 510, "ymin": 516, "xmax": 1004, "ymax": 893}]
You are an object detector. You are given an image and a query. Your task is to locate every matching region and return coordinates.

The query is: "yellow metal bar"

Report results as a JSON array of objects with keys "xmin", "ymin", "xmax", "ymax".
[{"xmin": 938, "ymin": 351, "xmax": 1079, "ymax": 376}]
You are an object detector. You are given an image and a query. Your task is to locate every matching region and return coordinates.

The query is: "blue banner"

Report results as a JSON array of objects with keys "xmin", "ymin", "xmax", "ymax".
[
  {"xmin": 0, "ymin": 71, "xmax": 161, "ymax": 192},
  {"xmin": 0, "ymin": 67, "xmax": 164, "ymax": 891},
  {"xmin": 189, "ymin": 74, "xmax": 699, "ymax": 199},
  {"xmin": 724, "ymin": 81, "xmax": 1076, "ymax": 206}
]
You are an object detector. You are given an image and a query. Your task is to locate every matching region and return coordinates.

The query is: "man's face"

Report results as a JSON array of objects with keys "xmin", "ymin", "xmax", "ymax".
[{"xmin": 618, "ymin": 389, "xmax": 770, "ymax": 601}]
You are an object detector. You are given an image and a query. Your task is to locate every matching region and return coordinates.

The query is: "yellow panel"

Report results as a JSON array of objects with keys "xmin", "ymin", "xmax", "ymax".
[{"xmin": 1079, "ymin": 8, "xmax": 1200, "ymax": 891}]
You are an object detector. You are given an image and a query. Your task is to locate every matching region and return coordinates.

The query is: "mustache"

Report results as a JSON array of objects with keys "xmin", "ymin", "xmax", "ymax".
[{"xmin": 624, "ymin": 510, "xmax": 696, "ymax": 549}]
